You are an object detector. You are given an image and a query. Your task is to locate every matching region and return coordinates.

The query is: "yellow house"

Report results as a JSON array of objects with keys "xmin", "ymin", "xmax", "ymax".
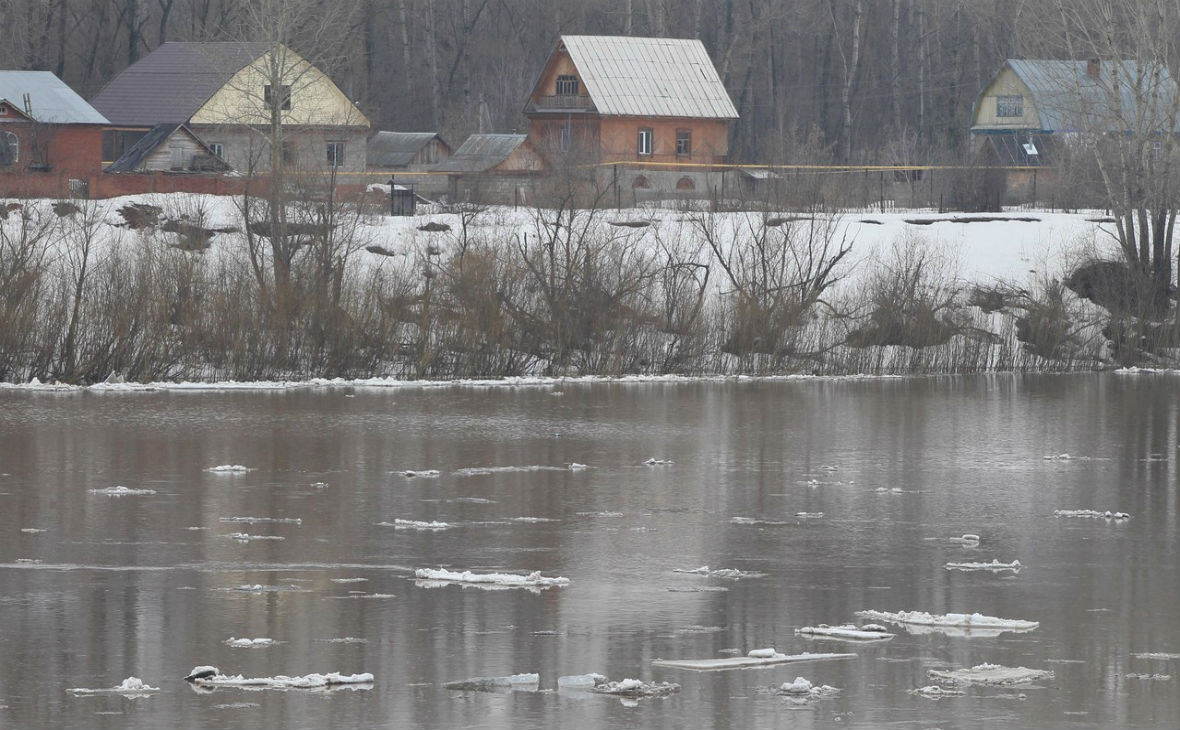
[{"xmin": 92, "ymin": 42, "xmax": 369, "ymax": 174}]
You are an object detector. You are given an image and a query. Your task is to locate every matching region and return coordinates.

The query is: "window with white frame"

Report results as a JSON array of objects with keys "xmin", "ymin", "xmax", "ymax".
[
  {"xmin": 637, "ymin": 127, "xmax": 653, "ymax": 156},
  {"xmin": 1, "ymin": 130, "xmax": 18, "ymax": 165},
  {"xmin": 996, "ymin": 95, "xmax": 1023, "ymax": 118},
  {"xmin": 208, "ymin": 143, "xmax": 224, "ymax": 159},
  {"xmin": 327, "ymin": 141, "xmax": 345, "ymax": 167}
]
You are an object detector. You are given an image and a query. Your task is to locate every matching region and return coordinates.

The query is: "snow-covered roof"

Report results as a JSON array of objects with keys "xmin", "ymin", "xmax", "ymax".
[
  {"xmin": 0, "ymin": 71, "xmax": 108, "ymax": 124},
  {"xmin": 553, "ymin": 36, "xmax": 738, "ymax": 119}
]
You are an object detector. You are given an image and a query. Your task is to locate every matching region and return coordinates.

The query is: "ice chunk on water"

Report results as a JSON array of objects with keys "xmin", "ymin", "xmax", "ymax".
[
  {"xmin": 777, "ymin": 677, "xmax": 840, "ymax": 698},
  {"xmin": 593, "ymin": 679, "xmax": 680, "ymax": 697},
  {"xmin": 947, "ymin": 534, "xmax": 981, "ymax": 545},
  {"xmin": 1125, "ymin": 673, "xmax": 1172, "ymax": 681},
  {"xmin": 855, "ymin": 610, "xmax": 1039, "ymax": 636},
  {"xmin": 945, "ymin": 559, "xmax": 1022, "ymax": 572},
  {"xmin": 383, "ymin": 519, "xmax": 453, "ymax": 530},
  {"xmin": 568, "ymin": 462, "xmax": 588, "ymax": 470},
  {"xmin": 226, "ymin": 533, "xmax": 285, "ymax": 541},
  {"xmin": 205, "ymin": 465, "xmax": 252, "ymax": 473},
  {"xmin": 399, "ymin": 469, "xmax": 440, "ymax": 478},
  {"xmin": 220, "ymin": 516, "xmax": 302, "ymax": 525},
  {"xmin": 795, "ymin": 624, "xmax": 895, "ymax": 642},
  {"xmin": 748, "ymin": 648, "xmax": 778, "ymax": 658},
  {"xmin": 184, "ymin": 666, "xmax": 373, "ymax": 689},
  {"xmin": 927, "ymin": 663, "xmax": 1054, "ymax": 686},
  {"xmin": 1132, "ymin": 652, "xmax": 1180, "ymax": 660},
  {"xmin": 557, "ymin": 673, "xmax": 608, "ymax": 688},
  {"xmin": 908, "ymin": 685, "xmax": 965, "ymax": 699},
  {"xmin": 67, "ymin": 677, "xmax": 160, "ymax": 695},
  {"xmin": 225, "ymin": 637, "xmax": 276, "ymax": 648},
  {"xmin": 652, "ymin": 651, "xmax": 855, "ymax": 671},
  {"xmin": 643, "ymin": 458, "xmax": 673, "ymax": 466},
  {"xmin": 1054, "ymin": 509, "xmax": 1131, "ymax": 520},
  {"xmin": 413, "ymin": 568, "xmax": 570, "ymax": 588},
  {"xmin": 445, "ymin": 673, "xmax": 539, "ymax": 691},
  {"xmin": 672, "ymin": 566, "xmax": 765, "ymax": 579},
  {"xmin": 88, "ymin": 486, "xmax": 156, "ymax": 496}
]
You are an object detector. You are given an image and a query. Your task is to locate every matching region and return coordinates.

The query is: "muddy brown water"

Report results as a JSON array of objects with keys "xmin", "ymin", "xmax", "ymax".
[{"xmin": 1, "ymin": 374, "xmax": 1177, "ymax": 729}]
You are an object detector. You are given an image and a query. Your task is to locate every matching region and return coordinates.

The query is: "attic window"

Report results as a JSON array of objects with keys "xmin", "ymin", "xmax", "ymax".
[
  {"xmin": 556, "ymin": 74, "xmax": 579, "ymax": 96},
  {"xmin": 996, "ymin": 95, "xmax": 1023, "ymax": 118},
  {"xmin": 264, "ymin": 84, "xmax": 292, "ymax": 111}
]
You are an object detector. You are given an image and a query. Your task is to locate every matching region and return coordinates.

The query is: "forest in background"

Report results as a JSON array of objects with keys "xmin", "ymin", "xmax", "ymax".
[{"xmin": 1, "ymin": 0, "xmax": 1052, "ymax": 164}]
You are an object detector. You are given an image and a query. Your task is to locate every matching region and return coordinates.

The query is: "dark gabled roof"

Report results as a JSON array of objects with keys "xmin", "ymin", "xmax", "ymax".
[
  {"xmin": 104, "ymin": 122, "xmax": 229, "ymax": 173},
  {"xmin": 367, "ymin": 131, "xmax": 447, "ymax": 167},
  {"xmin": 91, "ymin": 42, "xmax": 271, "ymax": 126},
  {"xmin": 434, "ymin": 133, "xmax": 527, "ymax": 173},
  {"xmin": 0, "ymin": 71, "xmax": 108, "ymax": 124}
]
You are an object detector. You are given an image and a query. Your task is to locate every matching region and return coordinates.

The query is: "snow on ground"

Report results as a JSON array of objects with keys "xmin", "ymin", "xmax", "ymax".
[
  {"xmin": 413, "ymin": 568, "xmax": 570, "ymax": 588},
  {"xmin": 651, "ymin": 650, "xmax": 856, "ymax": 671},
  {"xmin": 67, "ymin": 677, "xmax": 159, "ymax": 695},
  {"xmin": 794, "ymin": 624, "xmax": 895, "ymax": 642},
  {"xmin": 927, "ymin": 663, "xmax": 1055, "ymax": 686},
  {"xmin": 855, "ymin": 610, "xmax": 1039, "ymax": 635}
]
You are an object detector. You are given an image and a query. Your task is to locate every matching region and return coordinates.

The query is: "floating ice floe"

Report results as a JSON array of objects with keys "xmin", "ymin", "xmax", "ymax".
[
  {"xmin": 568, "ymin": 462, "xmax": 588, "ymax": 470},
  {"xmin": 795, "ymin": 512, "xmax": 824, "ymax": 518},
  {"xmin": 220, "ymin": 517, "xmax": 302, "ymax": 525},
  {"xmin": 875, "ymin": 487, "xmax": 906, "ymax": 494},
  {"xmin": 226, "ymin": 533, "xmax": 285, "ymax": 541},
  {"xmin": 854, "ymin": 610, "xmax": 1039, "ymax": 637},
  {"xmin": 945, "ymin": 559, "xmax": 1022, "ymax": 572},
  {"xmin": 382, "ymin": 519, "xmax": 453, "ymax": 530},
  {"xmin": 777, "ymin": 677, "xmax": 840, "ymax": 698},
  {"xmin": 730, "ymin": 516, "xmax": 792, "ymax": 527},
  {"xmin": 593, "ymin": 678, "xmax": 680, "ymax": 698},
  {"xmin": 927, "ymin": 663, "xmax": 1054, "ymax": 686},
  {"xmin": 643, "ymin": 458, "xmax": 673, "ymax": 466},
  {"xmin": 444, "ymin": 673, "xmax": 539, "ymax": 692},
  {"xmin": 1043, "ymin": 453, "xmax": 1074, "ymax": 461},
  {"xmin": 224, "ymin": 637, "xmax": 277, "ymax": 648},
  {"xmin": 88, "ymin": 486, "xmax": 156, "ymax": 496},
  {"xmin": 20, "ymin": 528, "xmax": 47, "ymax": 533},
  {"xmin": 67, "ymin": 677, "xmax": 160, "ymax": 695},
  {"xmin": 1054, "ymin": 509, "xmax": 1131, "ymax": 520},
  {"xmin": 323, "ymin": 637, "xmax": 367, "ymax": 644},
  {"xmin": 558, "ymin": 673, "xmax": 608, "ymax": 689},
  {"xmin": 454, "ymin": 465, "xmax": 569, "ymax": 476},
  {"xmin": 908, "ymin": 685, "xmax": 966, "ymax": 699},
  {"xmin": 399, "ymin": 469, "xmax": 440, "ymax": 478},
  {"xmin": 1132, "ymin": 652, "xmax": 1180, "ymax": 660},
  {"xmin": 947, "ymin": 534, "xmax": 981, "ymax": 545},
  {"xmin": 667, "ymin": 586, "xmax": 729, "ymax": 593},
  {"xmin": 413, "ymin": 568, "xmax": 570, "ymax": 589},
  {"xmin": 795, "ymin": 624, "xmax": 895, "ymax": 642},
  {"xmin": 1125, "ymin": 673, "xmax": 1172, "ymax": 681},
  {"xmin": 672, "ymin": 566, "xmax": 766, "ymax": 579},
  {"xmin": 218, "ymin": 584, "xmax": 306, "ymax": 593},
  {"xmin": 205, "ymin": 465, "xmax": 252, "ymax": 473},
  {"xmin": 511, "ymin": 517, "xmax": 559, "ymax": 523},
  {"xmin": 184, "ymin": 666, "xmax": 373, "ymax": 690},
  {"xmin": 330, "ymin": 578, "xmax": 368, "ymax": 584},
  {"xmin": 652, "ymin": 649, "xmax": 856, "ymax": 671}
]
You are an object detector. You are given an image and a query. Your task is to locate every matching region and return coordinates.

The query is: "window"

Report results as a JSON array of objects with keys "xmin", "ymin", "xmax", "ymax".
[
  {"xmin": 327, "ymin": 141, "xmax": 345, "ymax": 167},
  {"xmin": 264, "ymin": 84, "xmax": 292, "ymax": 111},
  {"xmin": 280, "ymin": 140, "xmax": 296, "ymax": 165},
  {"xmin": 996, "ymin": 95, "xmax": 1023, "ymax": 118},
  {"xmin": 559, "ymin": 124, "xmax": 571, "ymax": 151},
  {"xmin": 676, "ymin": 128, "xmax": 691, "ymax": 157},
  {"xmin": 1, "ymin": 130, "xmax": 17, "ymax": 165},
  {"xmin": 637, "ymin": 127, "xmax": 653, "ymax": 157},
  {"xmin": 208, "ymin": 143, "xmax": 224, "ymax": 159},
  {"xmin": 556, "ymin": 74, "xmax": 579, "ymax": 96}
]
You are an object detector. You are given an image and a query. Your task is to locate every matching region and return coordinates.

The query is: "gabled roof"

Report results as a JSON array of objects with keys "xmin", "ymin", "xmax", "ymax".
[
  {"xmin": 367, "ymin": 131, "xmax": 448, "ymax": 167},
  {"xmin": 91, "ymin": 42, "xmax": 271, "ymax": 126},
  {"xmin": 0, "ymin": 71, "xmax": 108, "ymax": 124},
  {"xmin": 104, "ymin": 122, "xmax": 229, "ymax": 173},
  {"xmin": 534, "ymin": 36, "xmax": 738, "ymax": 119},
  {"xmin": 434, "ymin": 134, "xmax": 529, "ymax": 173},
  {"xmin": 980, "ymin": 59, "xmax": 1178, "ymax": 133}
]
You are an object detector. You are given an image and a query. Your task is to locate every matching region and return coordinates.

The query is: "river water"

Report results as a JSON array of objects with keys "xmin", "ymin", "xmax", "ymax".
[{"xmin": 0, "ymin": 374, "xmax": 1177, "ymax": 729}]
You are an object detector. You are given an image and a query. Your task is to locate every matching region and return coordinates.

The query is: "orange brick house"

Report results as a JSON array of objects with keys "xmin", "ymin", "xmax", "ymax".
[{"xmin": 524, "ymin": 35, "xmax": 738, "ymax": 196}]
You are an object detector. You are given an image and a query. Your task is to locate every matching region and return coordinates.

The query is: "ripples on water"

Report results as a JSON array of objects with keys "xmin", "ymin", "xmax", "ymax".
[{"xmin": 1, "ymin": 374, "xmax": 1178, "ymax": 729}]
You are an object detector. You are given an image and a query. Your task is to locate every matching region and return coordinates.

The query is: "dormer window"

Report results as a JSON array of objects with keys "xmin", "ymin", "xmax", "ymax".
[
  {"xmin": 264, "ymin": 84, "xmax": 292, "ymax": 111},
  {"xmin": 556, "ymin": 74, "xmax": 579, "ymax": 96},
  {"xmin": 996, "ymin": 95, "xmax": 1023, "ymax": 118}
]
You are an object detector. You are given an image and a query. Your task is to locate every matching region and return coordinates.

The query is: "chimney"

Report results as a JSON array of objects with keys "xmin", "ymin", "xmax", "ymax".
[{"xmin": 1086, "ymin": 58, "xmax": 1101, "ymax": 78}]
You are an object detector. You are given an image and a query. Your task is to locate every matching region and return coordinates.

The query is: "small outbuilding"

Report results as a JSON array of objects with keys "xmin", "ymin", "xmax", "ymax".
[
  {"xmin": 104, "ymin": 122, "xmax": 230, "ymax": 174},
  {"xmin": 367, "ymin": 131, "xmax": 451, "ymax": 195},
  {"xmin": 433, "ymin": 133, "xmax": 544, "ymax": 203}
]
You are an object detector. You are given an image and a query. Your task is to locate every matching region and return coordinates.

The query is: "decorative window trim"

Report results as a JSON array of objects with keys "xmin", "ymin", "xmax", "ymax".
[{"xmin": 556, "ymin": 74, "xmax": 579, "ymax": 96}]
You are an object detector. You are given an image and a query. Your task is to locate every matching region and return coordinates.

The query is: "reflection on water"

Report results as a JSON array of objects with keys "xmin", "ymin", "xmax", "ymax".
[{"xmin": 1, "ymin": 374, "xmax": 1178, "ymax": 729}]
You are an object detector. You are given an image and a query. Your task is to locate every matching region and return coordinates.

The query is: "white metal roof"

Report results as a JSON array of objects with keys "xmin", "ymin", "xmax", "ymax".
[
  {"xmin": 0, "ymin": 70, "xmax": 108, "ymax": 124},
  {"xmin": 559, "ymin": 36, "xmax": 738, "ymax": 119}
]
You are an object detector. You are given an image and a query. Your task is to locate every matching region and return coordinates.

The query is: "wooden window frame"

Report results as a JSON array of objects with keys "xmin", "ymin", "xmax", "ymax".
[
  {"xmin": 556, "ymin": 74, "xmax": 579, "ymax": 96},
  {"xmin": 996, "ymin": 95, "xmax": 1023, "ymax": 118},
  {"xmin": 676, "ymin": 128, "xmax": 691, "ymax": 157}
]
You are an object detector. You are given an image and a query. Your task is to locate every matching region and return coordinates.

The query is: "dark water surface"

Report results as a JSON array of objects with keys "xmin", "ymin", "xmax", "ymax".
[{"xmin": 1, "ymin": 374, "xmax": 1177, "ymax": 729}]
